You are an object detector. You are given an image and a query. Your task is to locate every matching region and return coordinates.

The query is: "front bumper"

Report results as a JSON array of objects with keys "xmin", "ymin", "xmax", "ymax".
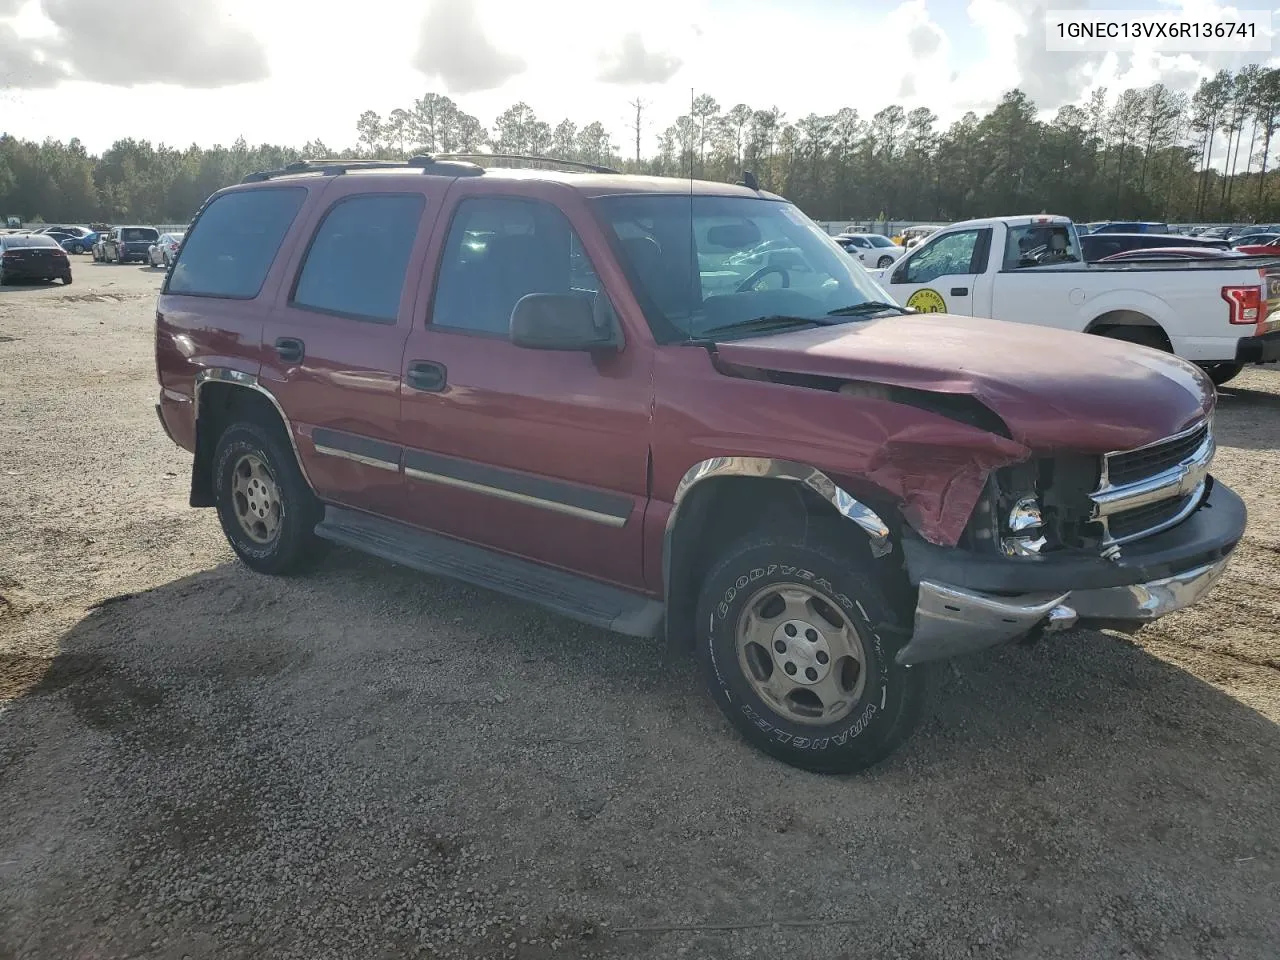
[
  {"xmin": 1235, "ymin": 330, "xmax": 1280, "ymax": 364},
  {"xmin": 896, "ymin": 479, "xmax": 1245, "ymax": 665}
]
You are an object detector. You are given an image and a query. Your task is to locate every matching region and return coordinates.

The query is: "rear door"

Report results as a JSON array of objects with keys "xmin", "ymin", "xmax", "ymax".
[
  {"xmin": 259, "ymin": 179, "xmax": 443, "ymax": 520},
  {"xmin": 881, "ymin": 227, "xmax": 990, "ymax": 315}
]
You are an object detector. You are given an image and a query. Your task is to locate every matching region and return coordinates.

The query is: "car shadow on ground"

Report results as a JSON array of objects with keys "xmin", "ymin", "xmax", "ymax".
[
  {"xmin": 2, "ymin": 547, "xmax": 1279, "ymax": 958},
  {"xmin": 0, "ymin": 278, "xmax": 71, "ymax": 295},
  {"xmin": 1217, "ymin": 384, "xmax": 1280, "ymax": 411}
]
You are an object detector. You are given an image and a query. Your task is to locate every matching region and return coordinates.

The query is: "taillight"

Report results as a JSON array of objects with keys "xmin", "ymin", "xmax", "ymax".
[{"xmin": 1221, "ymin": 285, "xmax": 1262, "ymax": 325}]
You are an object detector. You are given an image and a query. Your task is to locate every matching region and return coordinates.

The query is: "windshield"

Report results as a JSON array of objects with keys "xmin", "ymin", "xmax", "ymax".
[
  {"xmin": 592, "ymin": 195, "xmax": 894, "ymax": 341},
  {"xmin": 867, "ymin": 235, "xmax": 895, "ymax": 248},
  {"xmin": 122, "ymin": 227, "xmax": 158, "ymax": 242}
]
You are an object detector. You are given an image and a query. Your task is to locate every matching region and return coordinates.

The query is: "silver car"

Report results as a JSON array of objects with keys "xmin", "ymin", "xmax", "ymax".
[{"xmin": 148, "ymin": 231, "xmax": 185, "ymax": 269}]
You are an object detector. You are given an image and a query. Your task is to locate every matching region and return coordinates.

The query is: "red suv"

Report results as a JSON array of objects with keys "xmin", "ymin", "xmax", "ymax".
[{"xmin": 155, "ymin": 156, "xmax": 1245, "ymax": 773}]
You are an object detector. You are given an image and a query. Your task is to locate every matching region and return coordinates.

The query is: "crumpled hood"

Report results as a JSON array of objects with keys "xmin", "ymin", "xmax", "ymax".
[{"xmin": 713, "ymin": 313, "xmax": 1215, "ymax": 453}]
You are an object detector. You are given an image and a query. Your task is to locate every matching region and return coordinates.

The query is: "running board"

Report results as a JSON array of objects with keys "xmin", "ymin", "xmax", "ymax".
[{"xmin": 314, "ymin": 506, "xmax": 664, "ymax": 638}]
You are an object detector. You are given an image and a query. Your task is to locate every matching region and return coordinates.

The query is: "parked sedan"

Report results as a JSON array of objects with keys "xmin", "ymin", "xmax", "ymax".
[
  {"xmin": 835, "ymin": 233, "xmax": 905, "ymax": 268},
  {"xmin": 0, "ymin": 232, "xmax": 72, "ymax": 284},
  {"xmin": 39, "ymin": 226, "xmax": 96, "ymax": 254},
  {"xmin": 1079, "ymin": 232, "xmax": 1230, "ymax": 263},
  {"xmin": 100, "ymin": 225, "xmax": 160, "ymax": 263},
  {"xmin": 1096, "ymin": 247, "xmax": 1243, "ymax": 262},
  {"xmin": 91, "ymin": 229, "xmax": 113, "ymax": 262},
  {"xmin": 147, "ymin": 231, "xmax": 184, "ymax": 268},
  {"xmin": 1230, "ymin": 232, "xmax": 1280, "ymax": 249},
  {"xmin": 1233, "ymin": 238, "xmax": 1280, "ymax": 255}
]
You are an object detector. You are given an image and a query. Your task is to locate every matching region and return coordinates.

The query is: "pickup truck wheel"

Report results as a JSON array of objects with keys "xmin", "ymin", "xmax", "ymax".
[
  {"xmin": 1100, "ymin": 326, "xmax": 1167, "ymax": 351},
  {"xmin": 1201, "ymin": 362, "xmax": 1243, "ymax": 387},
  {"xmin": 213, "ymin": 422, "xmax": 323, "ymax": 575},
  {"xmin": 696, "ymin": 533, "xmax": 929, "ymax": 774}
]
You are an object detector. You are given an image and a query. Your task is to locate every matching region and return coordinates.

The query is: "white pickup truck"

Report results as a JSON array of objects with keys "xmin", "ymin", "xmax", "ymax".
[{"xmin": 870, "ymin": 214, "xmax": 1280, "ymax": 385}]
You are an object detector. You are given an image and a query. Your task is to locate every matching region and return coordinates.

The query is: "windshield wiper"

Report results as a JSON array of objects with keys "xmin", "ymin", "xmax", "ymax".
[
  {"xmin": 698, "ymin": 314, "xmax": 846, "ymax": 338},
  {"xmin": 826, "ymin": 301, "xmax": 912, "ymax": 316}
]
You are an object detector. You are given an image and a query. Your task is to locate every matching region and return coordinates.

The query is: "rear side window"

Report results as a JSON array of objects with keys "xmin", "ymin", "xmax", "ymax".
[
  {"xmin": 168, "ymin": 187, "xmax": 306, "ymax": 299},
  {"xmin": 291, "ymin": 194, "xmax": 425, "ymax": 323}
]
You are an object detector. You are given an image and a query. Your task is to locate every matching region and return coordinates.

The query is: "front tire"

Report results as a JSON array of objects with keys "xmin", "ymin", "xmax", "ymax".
[
  {"xmin": 696, "ymin": 532, "xmax": 930, "ymax": 774},
  {"xmin": 213, "ymin": 422, "xmax": 324, "ymax": 575},
  {"xmin": 877, "ymin": 255, "xmax": 894, "ymax": 268}
]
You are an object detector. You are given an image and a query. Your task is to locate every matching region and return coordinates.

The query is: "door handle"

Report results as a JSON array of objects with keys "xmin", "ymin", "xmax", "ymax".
[
  {"xmin": 274, "ymin": 337, "xmax": 305, "ymax": 364},
  {"xmin": 406, "ymin": 360, "xmax": 447, "ymax": 392},
  {"xmin": 950, "ymin": 287, "xmax": 969, "ymax": 296}
]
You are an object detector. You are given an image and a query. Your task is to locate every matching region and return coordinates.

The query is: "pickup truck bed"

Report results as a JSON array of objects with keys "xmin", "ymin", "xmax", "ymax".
[{"xmin": 874, "ymin": 215, "xmax": 1280, "ymax": 379}]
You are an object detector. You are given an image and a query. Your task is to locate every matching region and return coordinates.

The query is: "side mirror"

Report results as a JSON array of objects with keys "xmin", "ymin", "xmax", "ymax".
[{"xmin": 509, "ymin": 293, "xmax": 620, "ymax": 351}]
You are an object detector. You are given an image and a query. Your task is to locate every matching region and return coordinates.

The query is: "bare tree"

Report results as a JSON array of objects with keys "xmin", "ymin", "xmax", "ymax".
[{"xmin": 625, "ymin": 97, "xmax": 648, "ymax": 165}]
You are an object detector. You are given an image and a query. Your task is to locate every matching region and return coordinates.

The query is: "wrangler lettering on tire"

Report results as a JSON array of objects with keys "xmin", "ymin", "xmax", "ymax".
[{"xmin": 696, "ymin": 531, "xmax": 929, "ymax": 774}]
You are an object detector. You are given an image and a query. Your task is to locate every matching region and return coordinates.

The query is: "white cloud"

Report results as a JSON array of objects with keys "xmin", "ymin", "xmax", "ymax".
[{"xmin": 0, "ymin": 0, "xmax": 1271, "ymax": 157}]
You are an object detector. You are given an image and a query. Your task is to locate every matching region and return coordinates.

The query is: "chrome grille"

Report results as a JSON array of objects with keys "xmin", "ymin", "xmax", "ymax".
[
  {"xmin": 1091, "ymin": 420, "xmax": 1214, "ymax": 546},
  {"xmin": 1104, "ymin": 422, "xmax": 1209, "ymax": 487},
  {"xmin": 1106, "ymin": 492, "xmax": 1199, "ymax": 541}
]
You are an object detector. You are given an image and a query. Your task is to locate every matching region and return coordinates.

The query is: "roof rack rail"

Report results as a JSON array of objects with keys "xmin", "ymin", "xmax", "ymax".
[
  {"xmin": 240, "ymin": 155, "xmax": 484, "ymax": 183},
  {"xmin": 433, "ymin": 153, "xmax": 621, "ymax": 175}
]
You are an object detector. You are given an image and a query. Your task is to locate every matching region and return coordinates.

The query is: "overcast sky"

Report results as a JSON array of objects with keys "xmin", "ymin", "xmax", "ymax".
[{"xmin": 0, "ymin": 0, "xmax": 1275, "ymax": 155}]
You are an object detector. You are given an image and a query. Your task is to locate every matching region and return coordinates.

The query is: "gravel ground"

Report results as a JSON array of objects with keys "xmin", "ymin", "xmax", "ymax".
[{"xmin": 1, "ymin": 261, "xmax": 1278, "ymax": 960}]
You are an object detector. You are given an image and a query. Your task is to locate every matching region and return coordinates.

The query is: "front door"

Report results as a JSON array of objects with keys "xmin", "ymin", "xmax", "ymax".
[
  {"xmin": 880, "ymin": 227, "xmax": 989, "ymax": 316},
  {"xmin": 396, "ymin": 187, "xmax": 652, "ymax": 591}
]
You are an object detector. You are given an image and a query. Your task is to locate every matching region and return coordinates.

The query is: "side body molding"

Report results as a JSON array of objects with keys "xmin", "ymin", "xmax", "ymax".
[
  {"xmin": 662, "ymin": 456, "xmax": 894, "ymax": 598},
  {"xmin": 192, "ymin": 367, "xmax": 316, "ymax": 489}
]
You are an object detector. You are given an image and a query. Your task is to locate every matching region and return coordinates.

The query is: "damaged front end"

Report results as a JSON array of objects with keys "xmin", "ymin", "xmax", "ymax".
[
  {"xmin": 896, "ymin": 418, "xmax": 1243, "ymax": 665},
  {"xmin": 691, "ymin": 336, "xmax": 1243, "ymax": 667}
]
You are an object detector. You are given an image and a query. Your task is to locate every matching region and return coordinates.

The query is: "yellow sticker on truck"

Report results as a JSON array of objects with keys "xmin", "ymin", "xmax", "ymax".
[
  {"xmin": 905, "ymin": 288, "xmax": 947, "ymax": 313},
  {"xmin": 1264, "ymin": 272, "xmax": 1280, "ymax": 335}
]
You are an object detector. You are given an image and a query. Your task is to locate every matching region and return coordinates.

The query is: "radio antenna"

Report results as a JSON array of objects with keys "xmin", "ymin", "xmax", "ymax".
[{"xmin": 688, "ymin": 86, "xmax": 695, "ymax": 342}]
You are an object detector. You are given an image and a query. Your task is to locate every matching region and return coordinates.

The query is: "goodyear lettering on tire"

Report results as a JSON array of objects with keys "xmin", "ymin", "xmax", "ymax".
[{"xmin": 905, "ymin": 288, "xmax": 947, "ymax": 313}]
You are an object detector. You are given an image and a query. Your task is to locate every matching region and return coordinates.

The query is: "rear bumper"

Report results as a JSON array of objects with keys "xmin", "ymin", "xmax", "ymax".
[
  {"xmin": 1235, "ymin": 329, "xmax": 1280, "ymax": 364},
  {"xmin": 1, "ymin": 262, "xmax": 70, "ymax": 278},
  {"xmin": 896, "ymin": 479, "xmax": 1245, "ymax": 665}
]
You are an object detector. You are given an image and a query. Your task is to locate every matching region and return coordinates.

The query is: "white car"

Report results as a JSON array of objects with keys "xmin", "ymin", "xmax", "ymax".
[
  {"xmin": 871, "ymin": 213, "xmax": 1280, "ymax": 386},
  {"xmin": 835, "ymin": 233, "xmax": 905, "ymax": 269},
  {"xmin": 148, "ymin": 232, "xmax": 184, "ymax": 269}
]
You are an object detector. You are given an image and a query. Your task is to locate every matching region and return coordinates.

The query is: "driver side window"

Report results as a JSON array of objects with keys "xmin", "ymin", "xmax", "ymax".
[{"xmin": 901, "ymin": 230, "xmax": 980, "ymax": 284}]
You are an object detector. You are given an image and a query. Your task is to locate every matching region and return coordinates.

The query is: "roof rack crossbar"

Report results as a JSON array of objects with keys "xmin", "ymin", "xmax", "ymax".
[
  {"xmin": 432, "ymin": 153, "xmax": 621, "ymax": 175},
  {"xmin": 240, "ymin": 155, "xmax": 484, "ymax": 183}
]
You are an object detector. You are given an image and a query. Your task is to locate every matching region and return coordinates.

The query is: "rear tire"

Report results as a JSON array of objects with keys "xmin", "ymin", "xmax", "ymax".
[
  {"xmin": 1201, "ymin": 362, "xmax": 1243, "ymax": 387},
  {"xmin": 695, "ymin": 530, "xmax": 930, "ymax": 774},
  {"xmin": 213, "ymin": 421, "xmax": 325, "ymax": 575},
  {"xmin": 61, "ymin": 274, "xmax": 72, "ymax": 285},
  {"xmin": 1098, "ymin": 326, "xmax": 1169, "ymax": 351}
]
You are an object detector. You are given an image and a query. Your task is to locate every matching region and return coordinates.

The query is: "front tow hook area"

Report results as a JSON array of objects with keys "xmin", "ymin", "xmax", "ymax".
[
  {"xmin": 896, "ymin": 557, "xmax": 1232, "ymax": 666},
  {"xmin": 896, "ymin": 582, "xmax": 1075, "ymax": 665}
]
